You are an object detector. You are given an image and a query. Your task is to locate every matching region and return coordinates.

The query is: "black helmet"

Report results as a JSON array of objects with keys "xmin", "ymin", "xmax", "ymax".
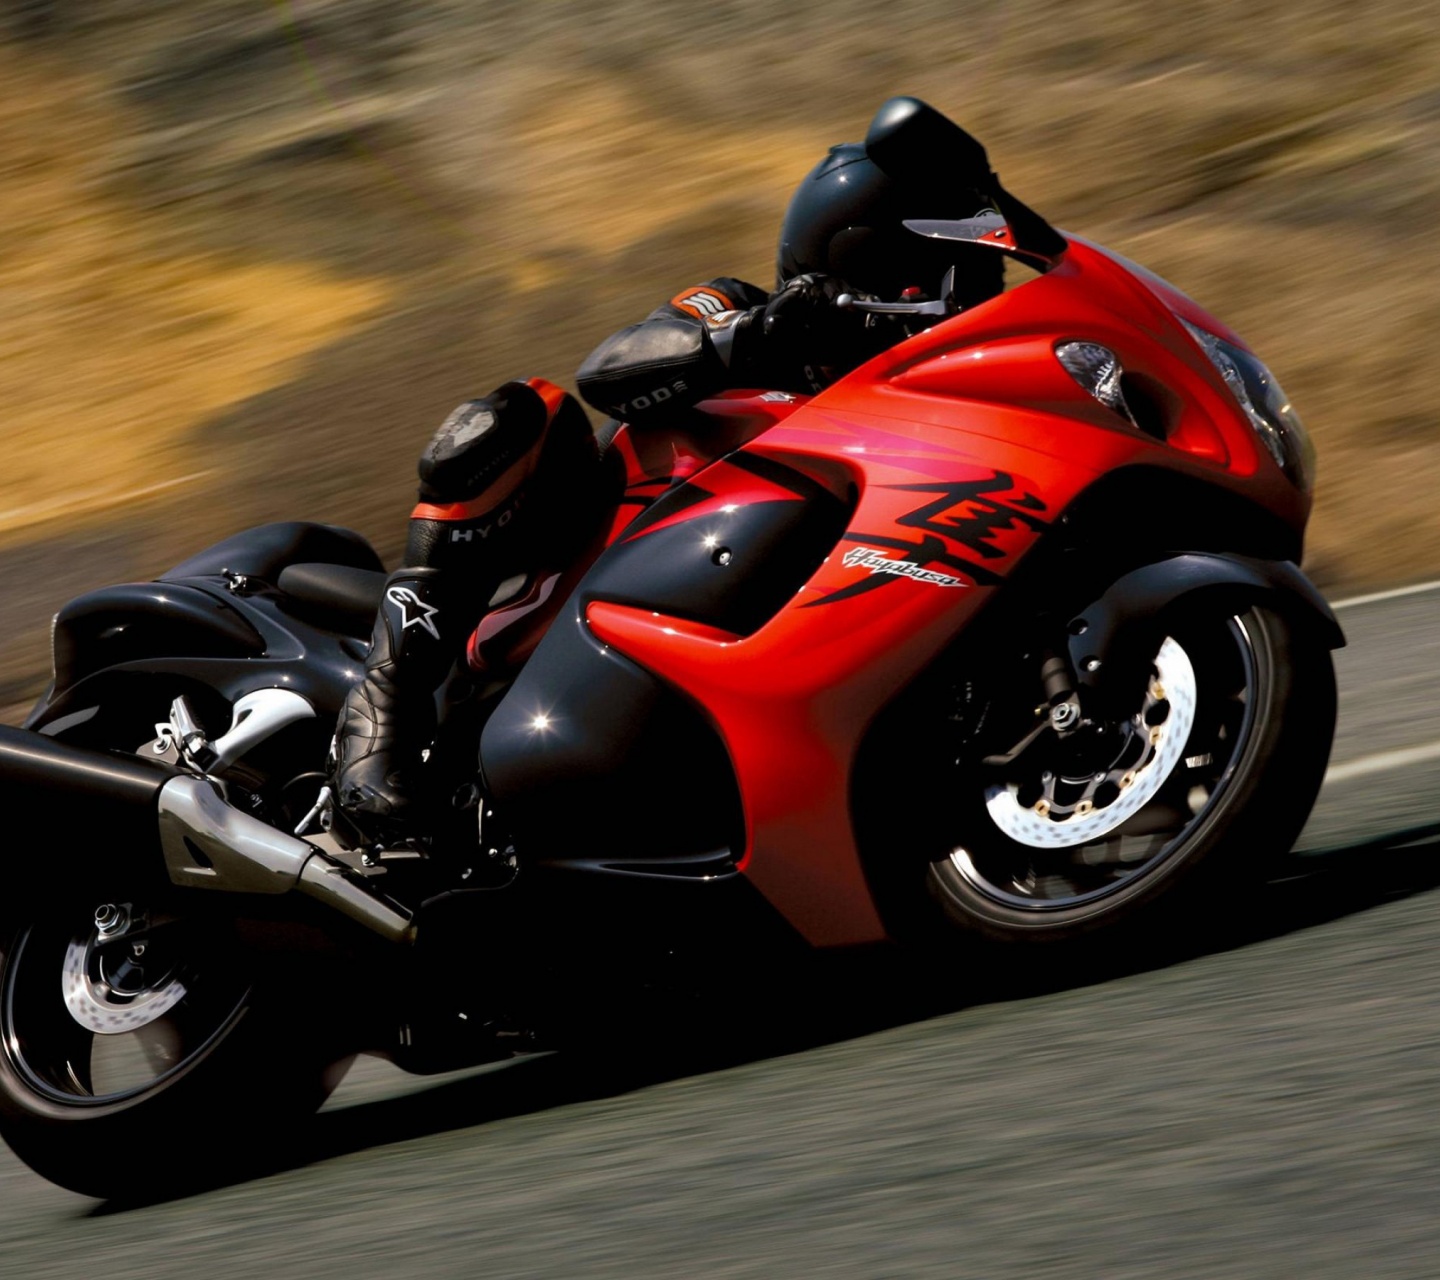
[{"xmin": 776, "ymin": 96, "xmax": 1005, "ymax": 306}]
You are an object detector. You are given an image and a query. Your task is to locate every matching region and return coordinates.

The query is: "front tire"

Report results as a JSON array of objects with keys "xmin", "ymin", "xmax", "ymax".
[{"xmin": 922, "ymin": 604, "xmax": 1335, "ymax": 946}]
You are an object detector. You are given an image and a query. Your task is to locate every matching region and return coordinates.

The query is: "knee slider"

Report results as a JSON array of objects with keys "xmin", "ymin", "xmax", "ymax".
[{"xmin": 418, "ymin": 380, "xmax": 549, "ymax": 503}]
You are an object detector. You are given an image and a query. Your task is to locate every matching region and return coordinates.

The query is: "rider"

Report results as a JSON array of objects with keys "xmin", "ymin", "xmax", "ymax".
[{"xmin": 333, "ymin": 96, "xmax": 1009, "ymax": 828}]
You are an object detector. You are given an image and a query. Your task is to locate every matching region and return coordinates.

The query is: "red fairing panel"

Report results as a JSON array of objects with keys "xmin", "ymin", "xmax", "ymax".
[
  {"xmin": 602, "ymin": 393, "xmax": 808, "ymax": 546},
  {"xmin": 838, "ymin": 238, "xmax": 1309, "ymax": 535},
  {"xmin": 587, "ymin": 413, "xmax": 1091, "ymax": 945},
  {"xmin": 589, "ymin": 242, "xmax": 1307, "ymax": 947}
]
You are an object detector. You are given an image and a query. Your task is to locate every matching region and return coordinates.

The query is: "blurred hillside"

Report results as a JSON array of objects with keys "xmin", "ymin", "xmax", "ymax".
[{"xmin": 0, "ymin": 0, "xmax": 1437, "ymax": 706}]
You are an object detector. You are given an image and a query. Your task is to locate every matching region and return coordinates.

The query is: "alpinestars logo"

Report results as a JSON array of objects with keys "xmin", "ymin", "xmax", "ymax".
[
  {"xmin": 386, "ymin": 586, "xmax": 441, "ymax": 639},
  {"xmin": 842, "ymin": 546, "xmax": 967, "ymax": 588}
]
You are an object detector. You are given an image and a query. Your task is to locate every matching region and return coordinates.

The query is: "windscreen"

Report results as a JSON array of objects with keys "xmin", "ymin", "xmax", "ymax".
[{"xmin": 904, "ymin": 214, "xmax": 1065, "ymax": 271}]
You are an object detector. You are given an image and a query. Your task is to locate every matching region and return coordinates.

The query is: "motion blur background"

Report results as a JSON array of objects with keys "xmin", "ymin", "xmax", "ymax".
[{"xmin": 0, "ymin": 0, "xmax": 1436, "ymax": 713}]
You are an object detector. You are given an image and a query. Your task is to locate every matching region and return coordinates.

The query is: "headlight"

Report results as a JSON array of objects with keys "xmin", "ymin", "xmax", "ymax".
[{"xmin": 1180, "ymin": 319, "xmax": 1315, "ymax": 491}]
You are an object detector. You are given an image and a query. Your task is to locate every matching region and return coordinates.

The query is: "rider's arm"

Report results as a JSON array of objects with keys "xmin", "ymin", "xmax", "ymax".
[{"xmin": 576, "ymin": 277, "xmax": 770, "ymax": 425}]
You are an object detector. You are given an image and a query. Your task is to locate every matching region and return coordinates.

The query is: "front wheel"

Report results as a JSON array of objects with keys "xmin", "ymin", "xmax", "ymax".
[
  {"xmin": 0, "ymin": 893, "xmax": 339, "ymax": 1199},
  {"xmin": 923, "ymin": 604, "xmax": 1336, "ymax": 946}
]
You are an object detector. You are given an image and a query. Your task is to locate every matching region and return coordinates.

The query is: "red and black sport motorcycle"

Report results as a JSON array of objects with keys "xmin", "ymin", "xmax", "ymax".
[{"xmin": 0, "ymin": 153, "xmax": 1341, "ymax": 1196}]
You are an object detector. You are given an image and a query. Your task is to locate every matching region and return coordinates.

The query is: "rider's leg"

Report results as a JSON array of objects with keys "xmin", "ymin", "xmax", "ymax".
[{"xmin": 334, "ymin": 379, "xmax": 596, "ymax": 823}]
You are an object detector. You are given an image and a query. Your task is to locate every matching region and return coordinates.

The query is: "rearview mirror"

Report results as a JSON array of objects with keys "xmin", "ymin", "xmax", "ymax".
[{"xmin": 864, "ymin": 96, "xmax": 991, "ymax": 190}]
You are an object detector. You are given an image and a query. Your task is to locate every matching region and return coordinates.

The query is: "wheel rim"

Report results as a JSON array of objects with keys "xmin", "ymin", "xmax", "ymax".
[
  {"xmin": 948, "ymin": 616, "xmax": 1260, "ymax": 912},
  {"xmin": 2, "ymin": 903, "xmax": 251, "ymax": 1106}
]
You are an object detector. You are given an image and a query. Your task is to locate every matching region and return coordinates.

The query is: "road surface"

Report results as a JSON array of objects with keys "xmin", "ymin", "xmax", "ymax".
[{"xmin": 1, "ymin": 583, "xmax": 1439, "ymax": 1278}]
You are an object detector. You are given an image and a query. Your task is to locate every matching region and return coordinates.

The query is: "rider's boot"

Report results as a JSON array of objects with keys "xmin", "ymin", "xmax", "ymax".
[
  {"xmin": 333, "ymin": 565, "xmax": 460, "ymax": 825},
  {"xmin": 332, "ymin": 378, "xmax": 601, "ymax": 836}
]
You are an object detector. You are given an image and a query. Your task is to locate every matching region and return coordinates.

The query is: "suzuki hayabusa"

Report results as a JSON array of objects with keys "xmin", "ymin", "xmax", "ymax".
[{"xmin": 0, "ymin": 152, "xmax": 1342, "ymax": 1196}]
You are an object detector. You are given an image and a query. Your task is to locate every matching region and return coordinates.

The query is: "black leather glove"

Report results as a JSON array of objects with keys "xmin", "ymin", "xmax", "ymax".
[
  {"xmin": 754, "ymin": 273, "xmax": 875, "ymax": 390},
  {"xmin": 761, "ymin": 273, "xmax": 847, "ymax": 348}
]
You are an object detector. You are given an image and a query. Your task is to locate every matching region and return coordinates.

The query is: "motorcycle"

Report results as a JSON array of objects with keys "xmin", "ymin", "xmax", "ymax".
[{"xmin": 0, "ymin": 128, "xmax": 1342, "ymax": 1197}]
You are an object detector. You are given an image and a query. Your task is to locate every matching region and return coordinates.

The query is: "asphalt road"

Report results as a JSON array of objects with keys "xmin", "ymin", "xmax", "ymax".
[{"xmin": 2, "ymin": 585, "xmax": 1440, "ymax": 1278}]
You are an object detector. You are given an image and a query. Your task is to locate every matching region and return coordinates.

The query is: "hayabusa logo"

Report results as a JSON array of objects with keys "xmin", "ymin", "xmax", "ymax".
[
  {"xmin": 809, "ymin": 470, "xmax": 1051, "ymax": 607},
  {"xmin": 842, "ymin": 546, "xmax": 967, "ymax": 588},
  {"xmin": 386, "ymin": 586, "xmax": 441, "ymax": 639}
]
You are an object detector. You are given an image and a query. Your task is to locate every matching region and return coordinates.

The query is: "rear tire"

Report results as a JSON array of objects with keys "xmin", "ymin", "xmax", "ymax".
[
  {"xmin": 5, "ymin": 692, "xmax": 351, "ymax": 1198},
  {"xmin": 0, "ymin": 891, "xmax": 339, "ymax": 1200}
]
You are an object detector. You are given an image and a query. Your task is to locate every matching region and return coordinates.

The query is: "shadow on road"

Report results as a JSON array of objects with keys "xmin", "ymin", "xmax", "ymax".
[{"xmin": 86, "ymin": 822, "xmax": 1440, "ymax": 1215}]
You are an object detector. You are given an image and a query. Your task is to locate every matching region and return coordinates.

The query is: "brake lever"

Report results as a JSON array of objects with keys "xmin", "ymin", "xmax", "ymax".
[
  {"xmin": 836, "ymin": 265, "xmax": 960, "ymax": 319},
  {"xmin": 836, "ymin": 295, "xmax": 955, "ymax": 317}
]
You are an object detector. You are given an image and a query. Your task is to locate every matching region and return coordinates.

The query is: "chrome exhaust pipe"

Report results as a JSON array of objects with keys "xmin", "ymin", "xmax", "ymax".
[{"xmin": 157, "ymin": 776, "xmax": 416, "ymax": 945}]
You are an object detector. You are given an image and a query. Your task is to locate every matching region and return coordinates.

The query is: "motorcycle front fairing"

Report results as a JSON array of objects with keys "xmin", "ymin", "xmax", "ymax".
[{"xmin": 478, "ymin": 234, "xmax": 1338, "ymax": 949}]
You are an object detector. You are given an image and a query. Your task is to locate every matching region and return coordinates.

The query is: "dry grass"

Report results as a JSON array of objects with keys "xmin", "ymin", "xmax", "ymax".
[
  {"xmin": 0, "ymin": 0, "xmax": 1436, "ymax": 702},
  {"xmin": 0, "ymin": 48, "xmax": 390, "ymax": 539}
]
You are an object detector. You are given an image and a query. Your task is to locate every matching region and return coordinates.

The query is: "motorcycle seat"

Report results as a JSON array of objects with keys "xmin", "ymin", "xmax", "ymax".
[{"xmin": 275, "ymin": 562, "xmax": 385, "ymax": 636}]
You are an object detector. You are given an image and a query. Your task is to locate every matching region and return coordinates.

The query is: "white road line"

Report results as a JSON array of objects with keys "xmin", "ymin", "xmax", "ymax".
[
  {"xmin": 1331, "ymin": 579, "xmax": 1440, "ymax": 610},
  {"xmin": 1325, "ymin": 739, "xmax": 1440, "ymax": 784},
  {"xmin": 1313, "ymin": 577, "xmax": 1440, "ymax": 786}
]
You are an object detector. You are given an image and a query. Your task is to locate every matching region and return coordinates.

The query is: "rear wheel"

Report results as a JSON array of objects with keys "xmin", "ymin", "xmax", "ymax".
[
  {"xmin": 6, "ymin": 681, "xmax": 361, "ymax": 1197},
  {"xmin": 921, "ymin": 604, "xmax": 1335, "ymax": 945},
  {"xmin": 0, "ymin": 890, "xmax": 341, "ymax": 1199}
]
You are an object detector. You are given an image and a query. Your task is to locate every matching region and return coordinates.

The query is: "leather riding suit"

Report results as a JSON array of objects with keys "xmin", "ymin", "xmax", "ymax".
[{"xmin": 333, "ymin": 272, "xmax": 898, "ymax": 828}]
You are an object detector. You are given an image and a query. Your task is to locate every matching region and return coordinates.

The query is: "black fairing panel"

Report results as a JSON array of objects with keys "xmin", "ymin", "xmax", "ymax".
[
  {"xmin": 482, "ymin": 610, "xmax": 743, "ymax": 862},
  {"xmin": 34, "ymin": 576, "xmax": 368, "ymax": 740},
  {"xmin": 31, "ymin": 525, "xmax": 386, "ymax": 734},
  {"xmin": 52, "ymin": 582, "xmax": 265, "ymax": 692},
  {"xmin": 588, "ymin": 460, "xmax": 849, "ymax": 635},
  {"xmin": 481, "ymin": 455, "xmax": 850, "ymax": 864}
]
